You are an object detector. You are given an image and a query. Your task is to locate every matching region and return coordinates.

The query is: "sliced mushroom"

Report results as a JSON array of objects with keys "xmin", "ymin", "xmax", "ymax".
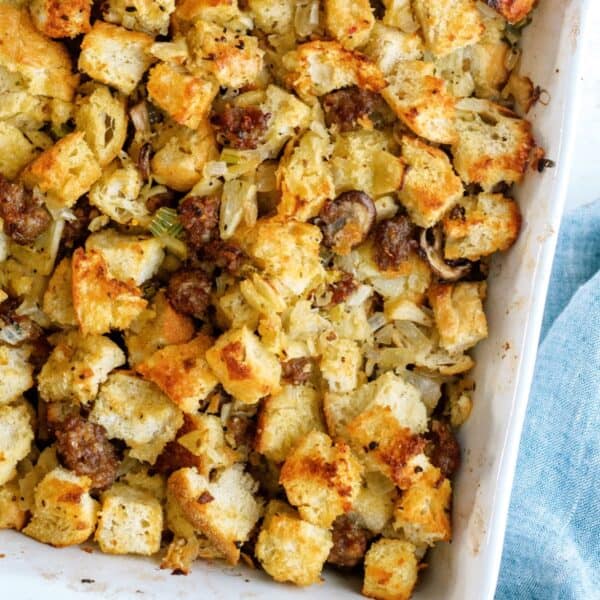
[
  {"xmin": 317, "ymin": 191, "xmax": 376, "ymax": 255},
  {"xmin": 420, "ymin": 226, "xmax": 471, "ymax": 282},
  {"xmin": 137, "ymin": 142, "xmax": 153, "ymax": 182},
  {"xmin": 129, "ymin": 100, "xmax": 150, "ymax": 135}
]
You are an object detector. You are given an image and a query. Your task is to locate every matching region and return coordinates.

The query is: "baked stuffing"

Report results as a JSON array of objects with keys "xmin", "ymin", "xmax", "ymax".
[{"xmin": 0, "ymin": 1, "xmax": 542, "ymax": 597}]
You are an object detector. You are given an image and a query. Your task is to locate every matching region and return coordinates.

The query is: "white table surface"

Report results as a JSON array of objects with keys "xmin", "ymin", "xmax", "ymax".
[{"xmin": 567, "ymin": 1, "xmax": 600, "ymax": 209}]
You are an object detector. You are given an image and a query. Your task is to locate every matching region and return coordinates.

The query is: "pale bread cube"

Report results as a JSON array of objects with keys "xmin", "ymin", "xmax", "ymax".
[
  {"xmin": 429, "ymin": 282, "xmax": 488, "ymax": 354},
  {"xmin": 352, "ymin": 471, "xmax": 397, "ymax": 534},
  {"xmin": 205, "ymin": 326, "xmax": 281, "ymax": 405},
  {"xmin": 103, "ymin": 0, "xmax": 175, "ymax": 36},
  {"xmin": 95, "ymin": 483, "xmax": 163, "ymax": 555},
  {"xmin": 0, "ymin": 399, "xmax": 34, "ymax": 485},
  {"xmin": 72, "ymin": 248, "xmax": 147, "ymax": 335},
  {"xmin": 78, "ymin": 21, "xmax": 155, "ymax": 95},
  {"xmin": 452, "ymin": 98, "xmax": 534, "ymax": 190},
  {"xmin": 412, "ymin": 0, "xmax": 483, "ymax": 57},
  {"xmin": 282, "ymin": 40, "xmax": 386, "ymax": 101},
  {"xmin": 125, "ymin": 290, "xmax": 195, "ymax": 367},
  {"xmin": 0, "ymin": 345, "xmax": 34, "ymax": 405},
  {"xmin": 85, "ymin": 229, "xmax": 164, "ymax": 286},
  {"xmin": 29, "ymin": 0, "xmax": 92, "ymax": 38},
  {"xmin": 171, "ymin": 0, "xmax": 245, "ymax": 34},
  {"xmin": 364, "ymin": 23, "xmax": 424, "ymax": 75},
  {"xmin": 17, "ymin": 446, "xmax": 59, "ymax": 513},
  {"xmin": 215, "ymin": 282, "xmax": 260, "ymax": 331},
  {"xmin": 443, "ymin": 193, "xmax": 521, "ymax": 261},
  {"xmin": 469, "ymin": 39, "xmax": 511, "ymax": 99},
  {"xmin": 256, "ymin": 385, "xmax": 325, "ymax": 464},
  {"xmin": 382, "ymin": 60, "xmax": 456, "ymax": 144},
  {"xmin": 277, "ymin": 131, "xmax": 335, "ymax": 222},
  {"xmin": 21, "ymin": 132, "xmax": 101, "ymax": 209},
  {"xmin": 362, "ymin": 538, "xmax": 419, "ymax": 600},
  {"xmin": 147, "ymin": 62, "xmax": 218, "ymax": 130},
  {"xmin": 381, "ymin": 0, "xmax": 418, "ymax": 31},
  {"xmin": 23, "ymin": 467, "xmax": 98, "ymax": 547},
  {"xmin": 0, "ymin": 479, "xmax": 27, "ymax": 530},
  {"xmin": 136, "ymin": 335, "xmax": 219, "ymax": 414},
  {"xmin": 37, "ymin": 330, "xmax": 125, "ymax": 405},
  {"xmin": 393, "ymin": 464, "xmax": 452, "ymax": 545},
  {"xmin": 280, "ymin": 431, "xmax": 363, "ymax": 528},
  {"xmin": 247, "ymin": 0, "xmax": 294, "ymax": 34},
  {"xmin": 75, "ymin": 84, "xmax": 128, "ymax": 167},
  {"xmin": 319, "ymin": 337, "xmax": 362, "ymax": 393},
  {"xmin": 398, "ymin": 135, "xmax": 463, "ymax": 228},
  {"xmin": 168, "ymin": 464, "xmax": 263, "ymax": 564},
  {"xmin": 90, "ymin": 372, "xmax": 183, "ymax": 464},
  {"xmin": 0, "ymin": 121, "xmax": 38, "ymax": 179},
  {"xmin": 324, "ymin": 0, "xmax": 374, "ymax": 50},
  {"xmin": 42, "ymin": 257, "xmax": 77, "ymax": 327},
  {"xmin": 255, "ymin": 499, "xmax": 333, "ymax": 586}
]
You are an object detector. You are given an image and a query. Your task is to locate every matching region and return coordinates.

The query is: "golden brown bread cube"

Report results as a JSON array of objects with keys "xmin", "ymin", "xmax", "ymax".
[
  {"xmin": 280, "ymin": 431, "xmax": 363, "ymax": 528},
  {"xmin": 102, "ymin": 0, "xmax": 175, "ymax": 36},
  {"xmin": 398, "ymin": 135, "xmax": 464, "ymax": 229},
  {"xmin": 78, "ymin": 21, "xmax": 155, "ymax": 95},
  {"xmin": 71, "ymin": 248, "xmax": 147, "ymax": 335},
  {"xmin": 21, "ymin": 132, "xmax": 101, "ymax": 209},
  {"xmin": 0, "ymin": 345, "xmax": 34, "ymax": 406},
  {"xmin": 23, "ymin": 467, "xmax": 99, "ymax": 547},
  {"xmin": 429, "ymin": 282, "xmax": 488, "ymax": 354},
  {"xmin": 352, "ymin": 471, "xmax": 397, "ymax": 534},
  {"xmin": 246, "ymin": 0, "xmax": 294, "ymax": 35},
  {"xmin": 0, "ymin": 121, "xmax": 38, "ymax": 179},
  {"xmin": 362, "ymin": 538, "xmax": 419, "ymax": 600},
  {"xmin": 95, "ymin": 483, "xmax": 163, "ymax": 555},
  {"xmin": 255, "ymin": 500, "xmax": 333, "ymax": 586},
  {"xmin": 136, "ymin": 335, "xmax": 219, "ymax": 414},
  {"xmin": 0, "ymin": 479, "xmax": 27, "ymax": 530},
  {"xmin": 363, "ymin": 23, "xmax": 424, "ymax": 75},
  {"xmin": 29, "ymin": 0, "xmax": 92, "ymax": 39},
  {"xmin": 171, "ymin": 0, "xmax": 246, "ymax": 35},
  {"xmin": 0, "ymin": 399, "xmax": 34, "ymax": 485},
  {"xmin": 319, "ymin": 337, "xmax": 362, "ymax": 393},
  {"xmin": 324, "ymin": 0, "xmax": 375, "ymax": 50},
  {"xmin": 443, "ymin": 193, "xmax": 521, "ymax": 261},
  {"xmin": 42, "ymin": 257, "xmax": 78, "ymax": 327}
]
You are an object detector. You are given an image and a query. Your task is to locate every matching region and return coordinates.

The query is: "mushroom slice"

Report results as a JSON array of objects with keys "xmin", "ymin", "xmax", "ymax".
[{"xmin": 420, "ymin": 226, "xmax": 471, "ymax": 282}]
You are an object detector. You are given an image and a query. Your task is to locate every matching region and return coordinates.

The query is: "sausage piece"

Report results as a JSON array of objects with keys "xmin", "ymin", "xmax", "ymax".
[
  {"xmin": 281, "ymin": 357, "xmax": 313, "ymax": 385},
  {"xmin": 317, "ymin": 191, "xmax": 376, "ymax": 255},
  {"xmin": 54, "ymin": 416, "xmax": 119, "ymax": 490},
  {"xmin": 373, "ymin": 215, "xmax": 418, "ymax": 270},
  {"xmin": 427, "ymin": 419, "xmax": 461, "ymax": 479},
  {"xmin": 198, "ymin": 239, "xmax": 246, "ymax": 274},
  {"xmin": 210, "ymin": 105, "xmax": 269, "ymax": 150},
  {"xmin": 0, "ymin": 176, "xmax": 51, "ymax": 245},
  {"xmin": 61, "ymin": 198, "xmax": 100, "ymax": 250},
  {"xmin": 179, "ymin": 195, "xmax": 220, "ymax": 248},
  {"xmin": 167, "ymin": 268, "xmax": 212, "ymax": 319},
  {"xmin": 328, "ymin": 272, "xmax": 359, "ymax": 306},
  {"xmin": 322, "ymin": 87, "xmax": 382, "ymax": 132},
  {"xmin": 327, "ymin": 515, "xmax": 370, "ymax": 568}
]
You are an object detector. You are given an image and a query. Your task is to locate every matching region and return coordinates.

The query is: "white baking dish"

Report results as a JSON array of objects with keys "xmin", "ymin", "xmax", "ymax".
[{"xmin": 0, "ymin": 1, "xmax": 590, "ymax": 598}]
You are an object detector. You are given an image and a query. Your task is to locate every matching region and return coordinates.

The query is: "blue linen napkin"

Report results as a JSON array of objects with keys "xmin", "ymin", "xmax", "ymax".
[{"xmin": 495, "ymin": 200, "xmax": 600, "ymax": 600}]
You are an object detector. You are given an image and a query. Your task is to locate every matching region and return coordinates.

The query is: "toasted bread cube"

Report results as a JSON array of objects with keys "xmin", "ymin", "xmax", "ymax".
[
  {"xmin": 23, "ymin": 467, "xmax": 98, "ymax": 547},
  {"xmin": 171, "ymin": 0, "xmax": 244, "ymax": 34},
  {"xmin": 103, "ymin": 0, "xmax": 175, "ymax": 36},
  {"xmin": 151, "ymin": 118, "xmax": 218, "ymax": 192},
  {"xmin": 90, "ymin": 372, "xmax": 183, "ymax": 464},
  {"xmin": 85, "ymin": 230, "xmax": 164, "ymax": 286},
  {"xmin": 17, "ymin": 445, "xmax": 59, "ymax": 512},
  {"xmin": 277, "ymin": 131, "xmax": 335, "ymax": 221},
  {"xmin": 398, "ymin": 136, "xmax": 463, "ymax": 228},
  {"xmin": 452, "ymin": 98, "xmax": 534, "ymax": 190},
  {"xmin": 469, "ymin": 39, "xmax": 510, "ymax": 98},
  {"xmin": 283, "ymin": 40, "xmax": 386, "ymax": 101},
  {"xmin": 0, "ymin": 479, "xmax": 27, "ymax": 530},
  {"xmin": 79, "ymin": 21, "xmax": 155, "ymax": 95},
  {"xmin": 137, "ymin": 335, "xmax": 219, "ymax": 414},
  {"xmin": 255, "ymin": 499, "xmax": 333, "ymax": 586},
  {"xmin": 331, "ymin": 130, "xmax": 405, "ymax": 199},
  {"xmin": 412, "ymin": 0, "xmax": 482, "ymax": 57},
  {"xmin": 393, "ymin": 465, "xmax": 452, "ymax": 545},
  {"xmin": 364, "ymin": 23, "xmax": 424, "ymax": 75},
  {"xmin": 168, "ymin": 464, "xmax": 263, "ymax": 564},
  {"xmin": 215, "ymin": 282, "xmax": 260, "ymax": 331},
  {"xmin": 147, "ymin": 62, "xmax": 218, "ymax": 130},
  {"xmin": 324, "ymin": 0, "xmax": 374, "ymax": 50},
  {"xmin": 352, "ymin": 471, "xmax": 397, "ymax": 533},
  {"xmin": 38, "ymin": 330, "xmax": 125, "ymax": 405},
  {"xmin": 125, "ymin": 291, "xmax": 195, "ymax": 367},
  {"xmin": 0, "ymin": 121, "xmax": 38, "ymax": 179},
  {"xmin": 187, "ymin": 20, "xmax": 264, "ymax": 89},
  {"xmin": 0, "ymin": 400, "xmax": 34, "ymax": 485},
  {"xmin": 320, "ymin": 338, "xmax": 362, "ymax": 393},
  {"xmin": 429, "ymin": 282, "xmax": 488, "ymax": 354},
  {"xmin": 0, "ymin": 345, "xmax": 34, "ymax": 405},
  {"xmin": 485, "ymin": 0, "xmax": 536, "ymax": 24},
  {"xmin": 247, "ymin": 0, "xmax": 294, "ymax": 34},
  {"xmin": 256, "ymin": 385, "xmax": 325, "ymax": 464},
  {"xmin": 72, "ymin": 248, "xmax": 147, "ymax": 335},
  {"xmin": 443, "ymin": 193, "xmax": 521, "ymax": 261},
  {"xmin": 381, "ymin": 0, "xmax": 418, "ymax": 31},
  {"xmin": 29, "ymin": 0, "xmax": 92, "ymax": 38},
  {"xmin": 206, "ymin": 326, "xmax": 281, "ymax": 405},
  {"xmin": 0, "ymin": 5, "xmax": 79, "ymax": 101},
  {"xmin": 42, "ymin": 257, "xmax": 77, "ymax": 327},
  {"xmin": 382, "ymin": 60, "xmax": 456, "ymax": 145},
  {"xmin": 75, "ymin": 84, "xmax": 128, "ymax": 167},
  {"xmin": 363, "ymin": 538, "xmax": 419, "ymax": 600},
  {"xmin": 241, "ymin": 216, "xmax": 324, "ymax": 297},
  {"xmin": 95, "ymin": 483, "xmax": 163, "ymax": 555},
  {"xmin": 280, "ymin": 431, "xmax": 362, "ymax": 528},
  {"xmin": 21, "ymin": 132, "xmax": 101, "ymax": 209}
]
